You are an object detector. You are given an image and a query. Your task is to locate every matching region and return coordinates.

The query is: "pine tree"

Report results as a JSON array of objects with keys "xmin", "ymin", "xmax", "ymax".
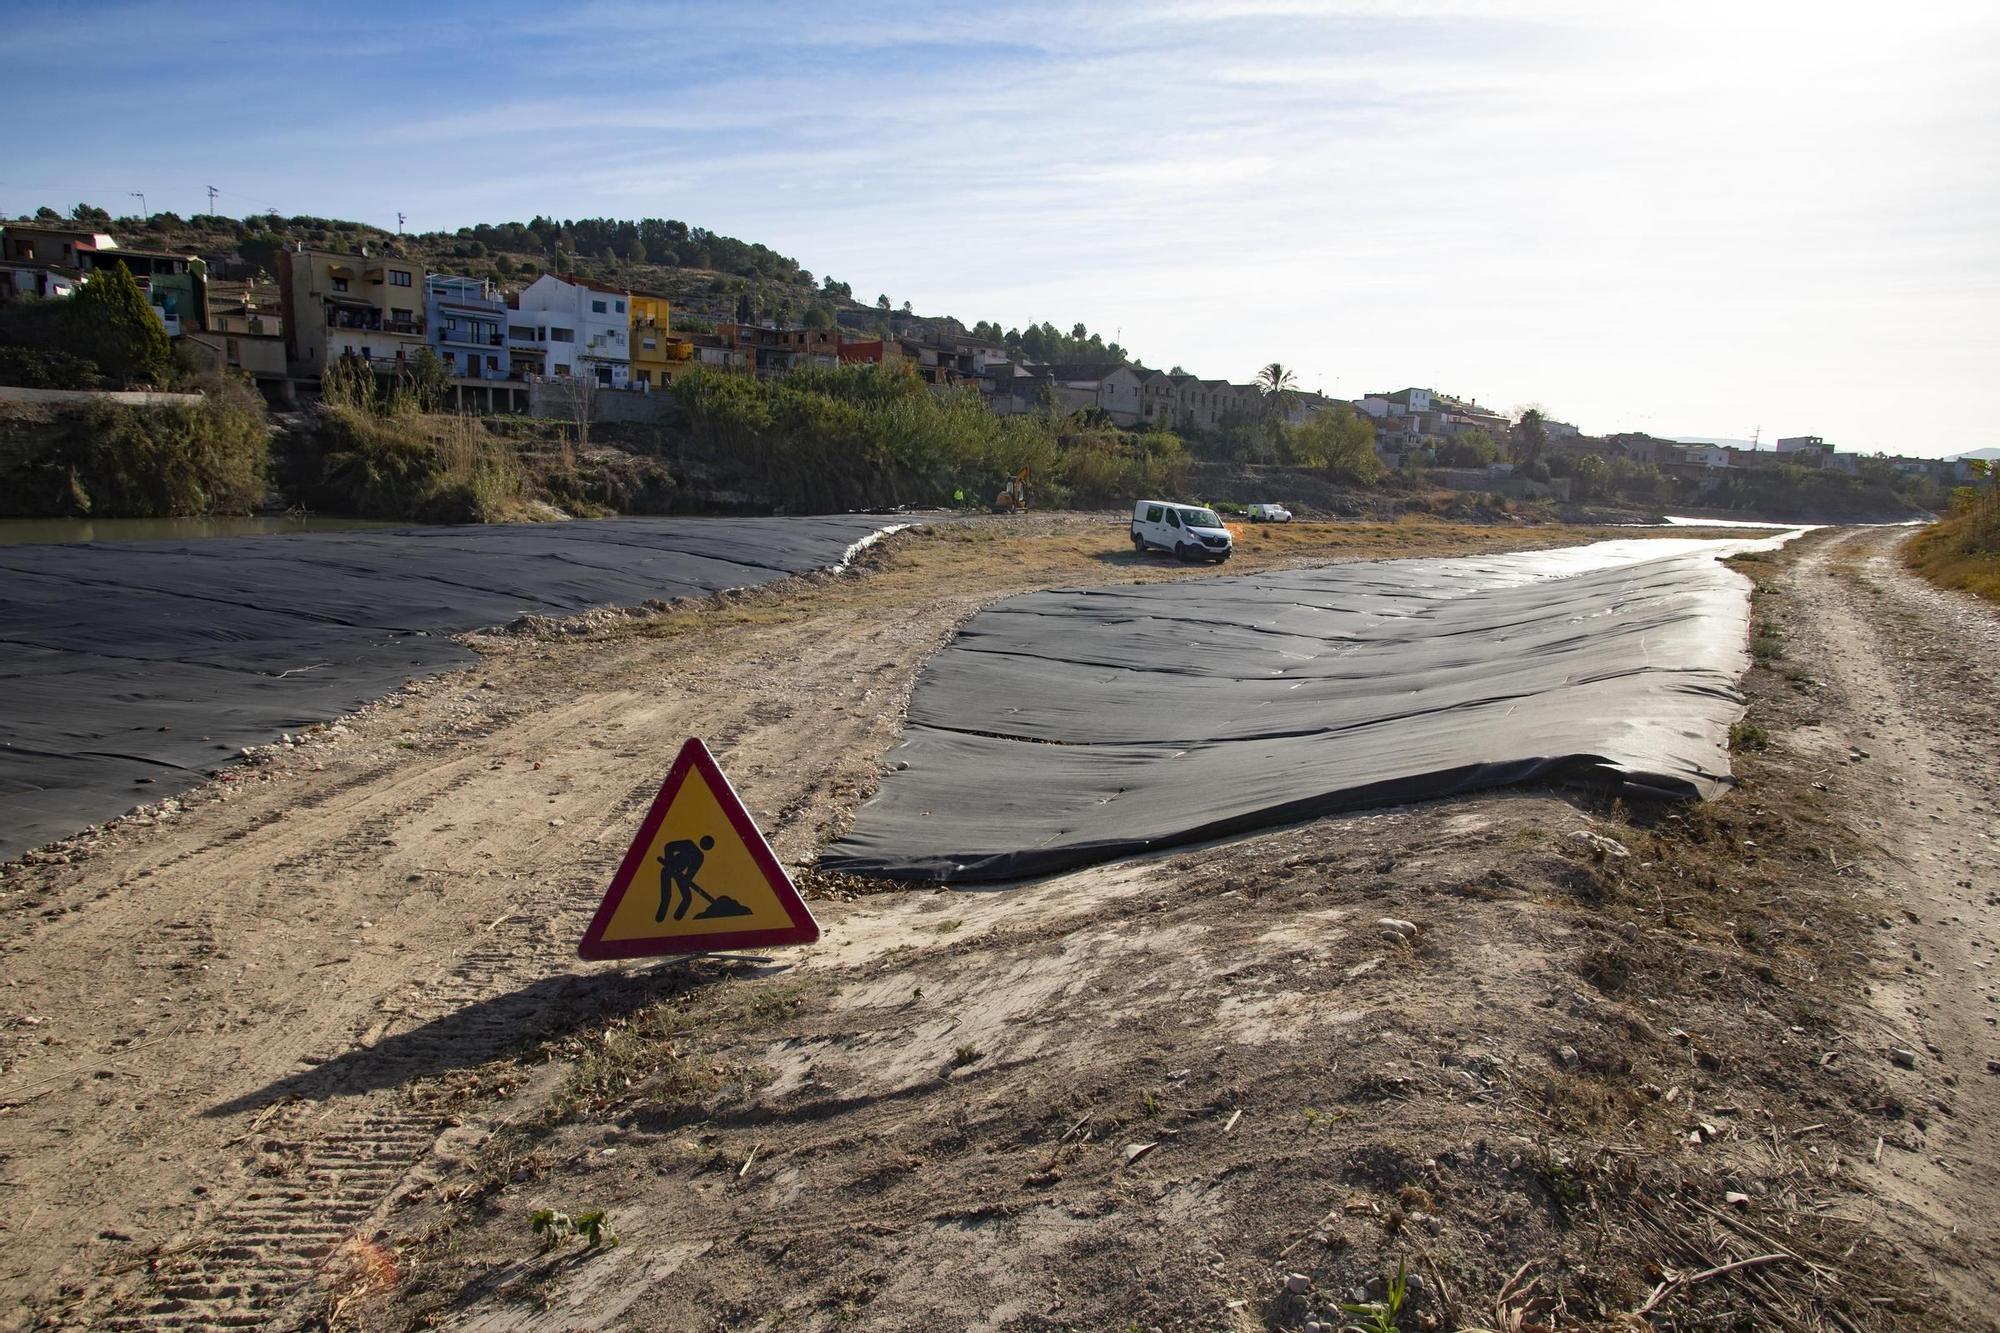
[{"xmin": 64, "ymin": 263, "xmax": 172, "ymax": 386}]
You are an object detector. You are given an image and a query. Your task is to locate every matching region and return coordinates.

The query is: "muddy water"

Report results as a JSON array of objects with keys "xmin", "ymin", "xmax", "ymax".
[{"xmin": 0, "ymin": 515, "xmax": 403, "ymax": 546}]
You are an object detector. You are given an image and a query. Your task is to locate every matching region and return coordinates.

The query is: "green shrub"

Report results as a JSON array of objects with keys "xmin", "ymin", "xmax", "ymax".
[
  {"xmin": 669, "ymin": 363, "xmax": 1188, "ymax": 513},
  {"xmin": 0, "ymin": 346, "xmax": 104, "ymax": 390},
  {"xmin": 0, "ymin": 373, "xmax": 268, "ymax": 516}
]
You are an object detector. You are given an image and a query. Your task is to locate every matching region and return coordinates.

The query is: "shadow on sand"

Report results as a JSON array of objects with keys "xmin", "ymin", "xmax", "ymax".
[{"xmin": 202, "ymin": 957, "xmax": 768, "ymax": 1118}]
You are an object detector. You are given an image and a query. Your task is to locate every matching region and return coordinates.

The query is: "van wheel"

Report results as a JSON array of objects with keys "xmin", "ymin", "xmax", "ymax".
[
  {"xmin": 1175, "ymin": 542, "xmax": 1196, "ymax": 562},
  {"xmin": 1132, "ymin": 534, "xmax": 1145, "ymax": 552}
]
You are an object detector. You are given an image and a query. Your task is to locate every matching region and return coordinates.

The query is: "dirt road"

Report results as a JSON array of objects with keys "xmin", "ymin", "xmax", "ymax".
[
  {"xmin": 1, "ymin": 519, "xmax": 1993, "ymax": 1331},
  {"xmin": 1780, "ymin": 527, "xmax": 2000, "ymax": 1308}
]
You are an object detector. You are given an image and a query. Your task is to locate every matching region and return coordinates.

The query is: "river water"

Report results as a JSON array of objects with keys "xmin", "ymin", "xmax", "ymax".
[{"xmin": 0, "ymin": 515, "xmax": 404, "ymax": 546}]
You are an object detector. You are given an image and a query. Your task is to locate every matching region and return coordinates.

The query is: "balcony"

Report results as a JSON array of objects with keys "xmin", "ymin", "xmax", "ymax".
[{"xmin": 326, "ymin": 309, "xmax": 423, "ymax": 335}]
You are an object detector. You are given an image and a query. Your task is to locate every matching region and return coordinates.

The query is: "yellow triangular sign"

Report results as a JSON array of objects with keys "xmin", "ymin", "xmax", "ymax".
[{"xmin": 579, "ymin": 738, "xmax": 819, "ymax": 960}]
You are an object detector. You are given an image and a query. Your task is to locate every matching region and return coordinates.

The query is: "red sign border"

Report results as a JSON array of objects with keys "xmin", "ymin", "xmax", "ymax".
[{"xmin": 578, "ymin": 737, "xmax": 821, "ymax": 961}]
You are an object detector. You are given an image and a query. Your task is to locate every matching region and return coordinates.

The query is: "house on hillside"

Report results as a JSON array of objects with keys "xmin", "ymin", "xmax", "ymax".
[
  {"xmin": 837, "ymin": 337, "xmax": 904, "ymax": 368},
  {"xmin": 510, "ymin": 273, "xmax": 631, "ymax": 386},
  {"xmin": 712, "ymin": 321, "xmax": 804, "ymax": 377},
  {"xmin": 1176, "ymin": 378, "xmax": 1233, "ymax": 430},
  {"xmin": 1774, "ymin": 435, "xmax": 1833, "ymax": 466},
  {"xmin": 1043, "ymin": 363, "xmax": 1111, "ymax": 417},
  {"xmin": 1095, "ymin": 364, "xmax": 1146, "ymax": 425},
  {"xmin": 1602, "ymin": 433, "xmax": 1673, "ymax": 464},
  {"xmin": 1138, "ymin": 370, "xmax": 1176, "ymax": 427},
  {"xmin": 185, "ymin": 279, "xmax": 287, "ymax": 390},
  {"xmin": 985, "ymin": 369, "xmax": 1053, "ymax": 417},
  {"xmin": 0, "ymin": 223, "xmax": 107, "ymax": 302},
  {"xmin": 1, "ymin": 223, "xmax": 208, "ymax": 334},
  {"xmin": 683, "ymin": 331, "xmax": 750, "ymax": 372},
  {"xmin": 279, "ymin": 245, "xmax": 425, "ymax": 379},
  {"xmin": 424, "ymin": 274, "xmax": 509, "ymax": 381},
  {"xmin": 627, "ymin": 291, "xmax": 696, "ymax": 386}
]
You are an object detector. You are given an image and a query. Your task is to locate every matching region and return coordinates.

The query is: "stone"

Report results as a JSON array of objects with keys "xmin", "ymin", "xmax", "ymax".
[
  {"xmin": 1284, "ymin": 1272, "xmax": 1312, "ymax": 1294},
  {"xmin": 1890, "ymin": 1047, "xmax": 1919, "ymax": 1069}
]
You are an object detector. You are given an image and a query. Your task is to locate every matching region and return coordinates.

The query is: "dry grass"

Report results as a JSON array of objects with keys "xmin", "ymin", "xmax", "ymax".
[{"xmin": 1902, "ymin": 498, "xmax": 2000, "ymax": 601}]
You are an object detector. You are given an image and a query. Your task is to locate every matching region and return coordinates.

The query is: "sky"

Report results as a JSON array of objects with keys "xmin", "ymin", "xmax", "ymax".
[{"xmin": 5, "ymin": 1, "xmax": 1996, "ymax": 457}]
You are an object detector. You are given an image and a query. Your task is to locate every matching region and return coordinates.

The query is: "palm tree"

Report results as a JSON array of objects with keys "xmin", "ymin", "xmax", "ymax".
[
  {"xmin": 1257, "ymin": 362, "xmax": 1300, "ymax": 423},
  {"xmin": 1514, "ymin": 407, "xmax": 1548, "ymax": 468}
]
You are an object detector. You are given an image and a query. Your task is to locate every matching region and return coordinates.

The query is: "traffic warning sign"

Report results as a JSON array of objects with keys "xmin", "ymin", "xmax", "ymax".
[{"xmin": 578, "ymin": 737, "xmax": 820, "ymax": 960}]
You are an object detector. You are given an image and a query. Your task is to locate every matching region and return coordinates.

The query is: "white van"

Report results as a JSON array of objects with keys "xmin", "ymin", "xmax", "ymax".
[
  {"xmin": 1131, "ymin": 500, "xmax": 1233, "ymax": 562},
  {"xmin": 1246, "ymin": 502, "xmax": 1292, "ymax": 523}
]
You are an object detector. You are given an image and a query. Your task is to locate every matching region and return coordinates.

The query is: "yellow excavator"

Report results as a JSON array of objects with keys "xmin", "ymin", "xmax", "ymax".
[{"xmin": 990, "ymin": 467, "xmax": 1031, "ymax": 513}]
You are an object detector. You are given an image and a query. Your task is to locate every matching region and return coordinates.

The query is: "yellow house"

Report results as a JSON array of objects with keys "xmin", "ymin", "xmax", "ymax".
[
  {"xmin": 627, "ymin": 291, "xmax": 695, "ymax": 387},
  {"xmin": 277, "ymin": 246, "xmax": 426, "ymax": 380}
]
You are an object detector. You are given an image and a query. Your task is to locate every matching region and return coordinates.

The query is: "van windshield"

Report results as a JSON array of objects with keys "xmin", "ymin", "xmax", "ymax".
[{"xmin": 1180, "ymin": 508, "xmax": 1223, "ymax": 529}]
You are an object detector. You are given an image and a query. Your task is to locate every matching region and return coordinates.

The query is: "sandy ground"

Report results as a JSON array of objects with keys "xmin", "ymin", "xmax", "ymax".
[{"xmin": 0, "ymin": 519, "xmax": 1993, "ymax": 1332}]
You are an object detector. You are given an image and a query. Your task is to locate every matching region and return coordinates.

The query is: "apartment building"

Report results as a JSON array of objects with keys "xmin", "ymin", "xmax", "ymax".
[
  {"xmin": 425, "ymin": 274, "xmax": 509, "ymax": 381},
  {"xmin": 509, "ymin": 273, "xmax": 630, "ymax": 386},
  {"xmin": 277, "ymin": 245, "xmax": 425, "ymax": 377}
]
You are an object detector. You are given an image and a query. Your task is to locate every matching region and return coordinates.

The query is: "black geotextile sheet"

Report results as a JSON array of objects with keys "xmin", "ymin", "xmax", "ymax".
[
  {"xmin": 823, "ymin": 540, "xmax": 1761, "ymax": 881},
  {"xmin": 0, "ymin": 516, "xmax": 895, "ymax": 854}
]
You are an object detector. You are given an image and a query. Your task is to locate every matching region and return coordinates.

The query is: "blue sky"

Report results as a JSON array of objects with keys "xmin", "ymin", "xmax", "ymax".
[{"xmin": 6, "ymin": 0, "xmax": 1996, "ymax": 456}]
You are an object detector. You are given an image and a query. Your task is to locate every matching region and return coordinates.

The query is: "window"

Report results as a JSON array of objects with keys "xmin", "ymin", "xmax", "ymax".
[
  {"xmin": 550, "ymin": 327, "xmax": 574, "ymax": 342},
  {"xmin": 642, "ymin": 337, "xmax": 657, "ymax": 350},
  {"xmin": 486, "ymin": 355, "xmax": 499, "ymax": 371},
  {"xmin": 331, "ymin": 276, "xmax": 348, "ymax": 292},
  {"xmin": 391, "ymin": 307, "xmax": 412, "ymax": 323},
  {"xmin": 1145, "ymin": 505, "xmax": 1164, "ymax": 523},
  {"xmin": 636, "ymin": 370, "xmax": 651, "ymax": 385},
  {"xmin": 591, "ymin": 299, "xmax": 607, "ymax": 314},
  {"xmin": 390, "ymin": 270, "xmax": 412, "ymax": 287},
  {"xmin": 614, "ymin": 300, "xmax": 625, "ymax": 314},
  {"xmin": 226, "ymin": 337, "xmax": 241, "ymax": 361},
  {"xmin": 509, "ymin": 325, "xmax": 534, "ymax": 341},
  {"xmin": 1166, "ymin": 508, "xmax": 1181, "ymax": 529}
]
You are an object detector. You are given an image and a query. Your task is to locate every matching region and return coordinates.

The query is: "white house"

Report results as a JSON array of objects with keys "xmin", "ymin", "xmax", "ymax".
[{"xmin": 508, "ymin": 273, "xmax": 631, "ymax": 387}]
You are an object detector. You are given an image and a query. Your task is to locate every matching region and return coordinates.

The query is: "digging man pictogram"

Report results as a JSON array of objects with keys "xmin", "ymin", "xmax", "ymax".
[{"xmin": 655, "ymin": 834, "xmax": 752, "ymax": 923}]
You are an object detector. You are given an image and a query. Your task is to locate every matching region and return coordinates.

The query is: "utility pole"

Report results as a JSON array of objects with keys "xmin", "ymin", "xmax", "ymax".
[
  {"xmin": 207, "ymin": 185, "xmax": 219, "ymax": 213},
  {"xmin": 397, "ymin": 212, "xmax": 406, "ymax": 235},
  {"xmin": 130, "ymin": 191, "xmax": 146, "ymax": 217}
]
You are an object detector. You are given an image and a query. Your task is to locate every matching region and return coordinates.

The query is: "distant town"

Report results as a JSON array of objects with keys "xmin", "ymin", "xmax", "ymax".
[{"xmin": 0, "ymin": 215, "xmax": 1979, "ymax": 503}]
